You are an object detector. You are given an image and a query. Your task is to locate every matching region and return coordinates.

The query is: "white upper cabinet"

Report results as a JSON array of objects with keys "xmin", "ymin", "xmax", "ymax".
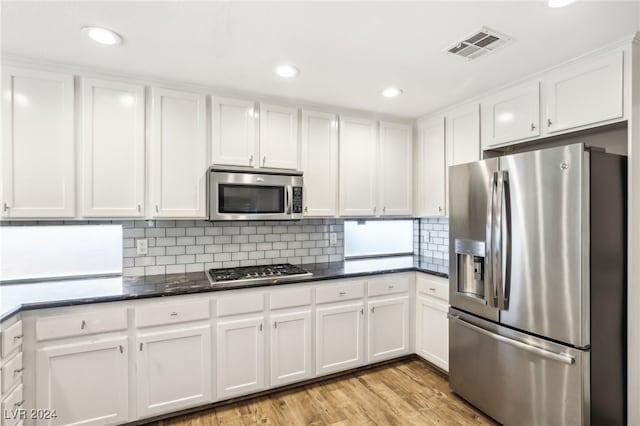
[
  {"xmin": 483, "ymin": 81, "xmax": 540, "ymax": 148},
  {"xmin": 378, "ymin": 122, "xmax": 413, "ymax": 216},
  {"xmin": 544, "ymin": 50, "xmax": 623, "ymax": 134},
  {"xmin": 212, "ymin": 97, "xmax": 257, "ymax": 167},
  {"xmin": 259, "ymin": 103, "xmax": 299, "ymax": 169},
  {"xmin": 416, "ymin": 117, "xmax": 446, "ymax": 217},
  {"xmin": 148, "ymin": 88, "xmax": 207, "ymax": 218},
  {"xmin": 80, "ymin": 78, "xmax": 145, "ymax": 217},
  {"xmin": 300, "ymin": 110, "xmax": 339, "ymax": 217},
  {"xmin": 339, "ymin": 117, "xmax": 377, "ymax": 216},
  {"xmin": 446, "ymin": 103, "xmax": 480, "ymax": 167},
  {"xmin": 1, "ymin": 67, "xmax": 75, "ymax": 218}
]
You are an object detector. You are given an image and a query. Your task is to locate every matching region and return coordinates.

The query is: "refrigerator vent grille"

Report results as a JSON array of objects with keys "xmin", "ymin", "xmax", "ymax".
[{"xmin": 446, "ymin": 27, "xmax": 511, "ymax": 60}]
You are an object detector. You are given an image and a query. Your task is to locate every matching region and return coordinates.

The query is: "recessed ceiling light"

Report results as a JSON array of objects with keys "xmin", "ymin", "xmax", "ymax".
[
  {"xmin": 548, "ymin": 0, "xmax": 576, "ymax": 8},
  {"xmin": 275, "ymin": 64, "xmax": 299, "ymax": 78},
  {"xmin": 381, "ymin": 87, "xmax": 403, "ymax": 98},
  {"xmin": 83, "ymin": 26, "xmax": 122, "ymax": 45}
]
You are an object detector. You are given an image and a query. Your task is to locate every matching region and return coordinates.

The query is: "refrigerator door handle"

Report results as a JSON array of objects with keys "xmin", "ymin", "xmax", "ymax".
[
  {"xmin": 495, "ymin": 171, "xmax": 504, "ymax": 310},
  {"xmin": 485, "ymin": 172, "xmax": 497, "ymax": 307},
  {"xmin": 501, "ymin": 171, "xmax": 512, "ymax": 310},
  {"xmin": 447, "ymin": 314, "xmax": 576, "ymax": 365}
]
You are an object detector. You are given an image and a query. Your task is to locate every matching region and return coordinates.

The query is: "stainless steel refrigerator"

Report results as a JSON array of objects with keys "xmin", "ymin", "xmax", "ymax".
[{"xmin": 448, "ymin": 143, "xmax": 626, "ymax": 425}]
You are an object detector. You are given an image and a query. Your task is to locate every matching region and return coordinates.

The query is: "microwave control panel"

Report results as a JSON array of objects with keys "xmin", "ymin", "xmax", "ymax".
[{"xmin": 292, "ymin": 187, "xmax": 303, "ymax": 214}]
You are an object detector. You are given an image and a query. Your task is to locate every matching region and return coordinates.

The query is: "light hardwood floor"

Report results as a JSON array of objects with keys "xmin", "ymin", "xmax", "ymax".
[{"xmin": 151, "ymin": 359, "xmax": 494, "ymax": 426}]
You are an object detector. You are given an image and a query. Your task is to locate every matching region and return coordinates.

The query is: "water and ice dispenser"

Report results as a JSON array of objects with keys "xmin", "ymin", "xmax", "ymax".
[{"xmin": 454, "ymin": 239, "xmax": 486, "ymax": 300}]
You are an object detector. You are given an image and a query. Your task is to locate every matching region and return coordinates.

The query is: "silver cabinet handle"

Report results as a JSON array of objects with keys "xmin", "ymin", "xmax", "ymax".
[
  {"xmin": 155, "ymin": 205, "xmax": 159, "ymax": 213},
  {"xmin": 2, "ymin": 203, "xmax": 9, "ymax": 212},
  {"xmin": 170, "ymin": 312, "xmax": 178, "ymax": 316},
  {"xmin": 531, "ymin": 123, "xmax": 536, "ymax": 131},
  {"xmin": 13, "ymin": 334, "xmax": 23, "ymax": 340},
  {"xmin": 259, "ymin": 323, "xmax": 263, "ymax": 331},
  {"xmin": 373, "ymin": 206, "xmax": 377, "ymax": 214},
  {"xmin": 14, "ymin": 400, "xmax": 25, "ymax": 408},
  {"xmin": 547, "ymin": 118, "xmax": 553, "ymax": 127},
  {"xmin": 81, "ymin": 320, "xmax": 87, "ymax": 330},
  {"xmin": 382, "ymin": 207, "xmax": 386, "ymax": 214},
  {"xmin": 119, "ymin": 345, "xmax": 124, "ymax": 354},
  {"xmin": 304, "ymin": 206, "xmax": 308, "ymax": 213},
  {"xmin": 13, "ymin": 368, "xmax": 24, "ymax": 374},
  {"xmin": 388, "ymin": 285, "xmax": 395, "ymax": 289},
  {"xmin": 371, "ymin": 306, "xmax": 375, "ymax": 313},
  {"xmin": 262, "ymin": 156, "xmax": 266, "ymax": 166},
  {"xmin": 249, "ymin": 155, "xmax": 254, "ymax": 166},
  {"xmin": 339, "ymin": 291, "xmax": 347, "ymax": 296},
  {"xmin": 137, "ymin": 204, "xmax": 142, "ymax": 213},
  {"xmin": 139, "ymin": 343, "xmax": 144, "ymax": 351},
  {"xmin": 274, "ymin": 321, "xmax": 278, "ymax": 329},
  {"xmin": 360, "ymin": 308, "xmax": 364, "ymax": 315},
  {"xmin": 448, "ymin": 314, "xmax": 575, "ymax": 365},
  {"xmin": 485, "ymin": 172, "xmax": 497, "ymax": 308}
]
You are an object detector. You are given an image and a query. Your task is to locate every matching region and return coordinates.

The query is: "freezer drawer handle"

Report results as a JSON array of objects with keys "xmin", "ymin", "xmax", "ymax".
[{"xmin": 447, "ymin": 314, "xmax": 575, "ymax": 365}]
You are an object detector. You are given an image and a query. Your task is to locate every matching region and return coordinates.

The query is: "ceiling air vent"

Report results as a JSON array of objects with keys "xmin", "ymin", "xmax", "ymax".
[{"xmin": 445, "ymin": 27, "xmax": 510, "ymax": 60}]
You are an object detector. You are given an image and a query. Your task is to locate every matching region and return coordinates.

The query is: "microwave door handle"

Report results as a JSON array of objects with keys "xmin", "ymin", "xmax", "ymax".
[
  {"xmin": 286, "ymin": 185, "xmax": 292, "ymax": 215},
  {"xmin": 485, "ymin": 172, "xmax": 496, "ymax": 308}
]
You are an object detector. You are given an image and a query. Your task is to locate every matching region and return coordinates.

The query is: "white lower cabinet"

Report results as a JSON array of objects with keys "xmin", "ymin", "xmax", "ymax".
[
  {"xmin": 315, "ymin": 302, "xmax": 365, "ymax": 376},
  {"xmin": 367, "ymin": 296, "xmax": 409, "ymax": 363},
  {"xmin": 216, "ymin": 316, "xmax": 265, "ymax": 399},
  {"xmin": 136, "ymin": 325, "xmax": 212, "ymax": 418},
  {"xmin": 415, "ymin": 274, "xmax": 450, "ymax": 372},
  {"xmin": 35, "ymin": 337, "xmax": 128, "ymax": 426},
  {"xmin": 269, "ymin": 310, "xmax": 313, "ymax": 387}
]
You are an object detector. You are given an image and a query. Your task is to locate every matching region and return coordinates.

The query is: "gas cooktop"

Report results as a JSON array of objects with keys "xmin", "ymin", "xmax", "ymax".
[{"xmin": 206, "ymin": 263, "xmax": 312, "ymax": 286}]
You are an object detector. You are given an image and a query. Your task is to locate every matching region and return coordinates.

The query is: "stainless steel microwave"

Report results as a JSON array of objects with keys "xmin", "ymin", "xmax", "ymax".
[{"xmin": 208, "ymin": 166, "xmax": 304, "ymax": 221}]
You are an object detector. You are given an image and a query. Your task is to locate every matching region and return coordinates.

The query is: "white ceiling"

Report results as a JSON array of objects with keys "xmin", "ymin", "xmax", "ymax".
[{"xmin": 2, "ymin": 1, "xmax": 639, "ymax": 118}]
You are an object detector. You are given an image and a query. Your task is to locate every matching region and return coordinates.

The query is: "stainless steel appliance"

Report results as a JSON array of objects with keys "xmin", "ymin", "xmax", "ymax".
[
  {"xmin": 448, "ymin": 143, "xmax": 626, "ymax": 425},
  {"xmin": 206, "ymin": 263, "xmax": 312, "ymax": 286},
  {"xmin": 208, "ymin": 166, "xmax": 304, "ymax": 221}
]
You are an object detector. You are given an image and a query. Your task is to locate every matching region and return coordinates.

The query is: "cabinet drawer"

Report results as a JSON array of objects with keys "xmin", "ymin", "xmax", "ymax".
[
  {"xmin": 315, "ymin": 281, "xmax": 364, "ymax": 304},
  {"xmin": 217, "ymin": 292, "xmax": 264, "ymax": 317},
  {"xmin": 270, "ymin": 288, "xmax": 311, "ymax": 310},
  {"xmin": 36, "ymin": 309, "xmax": 127, "ymax": 341},
  {"xmin": 417, "ymin": 275, "xmax": 449, "ymax": 302},
  {"xmin": 136, "ymin": 299, "xmax": 210, "ymax": 328},
  {"xmin": 1, "ymin": 384, "xmax": 23, "ymax": 426},
  {"xmin": 1, "ymin": 321, "xmax": 23, "ymax": 358},
  {"xmin": 367, "ymin": 275, "xmax": 410, "ymax": 297},
  {"xmin": 1, "ymin": 352, "xmax": 22, "ymax": 394}
]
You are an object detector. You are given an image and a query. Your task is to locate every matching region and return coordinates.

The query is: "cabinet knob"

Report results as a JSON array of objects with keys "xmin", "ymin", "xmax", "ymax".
[
  {"xmin": 13, "ymin": 367, "xmax": 24, "ymax": 374},
  {"xmin": 81, "ymin": 320, "xmax": 87, "ymax": 330},
  {"xmin": 438, "ymin": 206, "xmax": 443, "ymax": 214},
  {"xmin": 119, "ymin": 345, "xmax": 124, "ymax": 354},
  {"xmin": 304, "ymin": 206, "xmax": 308, "ymax": 213},
  {"xmin": 429, "ymin": 287, "xmax": 436, "ymax": 292},
  {"xmin": 2, "ymin": 203, "xmax": 9, "ymax": 212},
  {"xmin": 259, "ymin": 323, "xmax": 263, "ymax": 331},
  {"xmin": 274, "ymin": 321, "xmax": 278, "ymax": 329},
  {"xmin": 360, "ymin": 308, "xmax": 364, "ymax": 315},
  {"xmin": 13, "ymin": 334, "xmax": 23, "ymax": 340},
  {"xmin": 371, "ymin": 306, "xmax": 375, "ymax": 313},
  {"xmin": 262, "ymin": 156, "xmax": 266, "ymax": 166},
  {"xmin": 249, "ymin": 155, "xmax": 254, "ymax": 165},
  {"xmin": 382, "ymin": 207, "xmax": 386, "ymax": 214},
  {"xmin": 137, "ymin": 204, "xmax": 142, "ymax": 213},
  {"xmin": 547, "ymin": 118, "xmax": 553, "ymax": 128},
  {"xmin": 531, "ymin": 123, "xmax": 536, "ymax": 131},
  {"xmin": 155, "ymin": 205, "xmax": 159, "ymax": 213},
  {"xmin": 13, "ymin": 400, "xmax": 25, "ymax": 408},
  {"xmin": 339, "ymin": 291, "xmax": 347, "ymax": 296},
  {"xmin": 140, "ymin": 343, "xmax": 144, "ymax": 351},
  {"xmin": 373, "ymin": 206, "xmax": 377, "ymax": 214},
  {"xmin": 170, "ymin": 312, "xmax": 178, "ymax": 316},
  {"xmin": 388, "ymin": 285, "xmax": 395, "ymax": 289}
]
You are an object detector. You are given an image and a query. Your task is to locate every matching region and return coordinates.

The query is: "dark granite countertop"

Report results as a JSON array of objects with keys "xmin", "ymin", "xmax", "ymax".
[{"xmin": 0, "ymin": 256, "xmax": 447, "ymax": 322}]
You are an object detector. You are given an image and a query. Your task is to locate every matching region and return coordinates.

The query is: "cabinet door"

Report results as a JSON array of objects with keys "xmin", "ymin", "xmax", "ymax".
[
  {"xmin": 446, "ymin": 103, "xmax": 480, "ymax": 167},
  {"xmin": 300, "ymin": 110, "xmax": 338, "ymax": 217},
  {"xmin": 378, "ymin": 122, "xmax": 412, "ymax": 216},
  {"xmin": 416, "ymin": 117, "xmax": 446, "ymax": 217},
  {"xmin": 1, "ymin": 67, "xmax": 75, "ymax": 218},
  {"xmin": 216, "ymin": 316, "xmax": 265, "ymax": 399},
  {"xmin": 315, "ymin": 302, "xmax": 364, "ymax": 376},
  {"xmin": 544, "ymin": 50, "xmax": 623, "ymax": 134},
  {"xmin": 35, "ymin": 337, "xmax": 128, "ymax": 426},
  {"xmin": 212, "ymin": 97, "xmax": 257, "ymax": 167},
  {"xmin": 80, "ymin": 78, "xmax": 145, "ymax": 217},
  {"xmin": 149, "ymin": 88, "xmax": 207, "ymax": 218},
  {"xmin": 270, "ymin": 310, "xmax": 313, "ymax": 387},
  {"xmin": 259, "ymin": 103, "xmax": 298, "ymax": 169},
  {"xmin": 136, "ymin": 325, "xmax": 212, "ymax": 418},
  {"xmin": 445, "ymin": 104, "xmax": 480, "ymax": 214},
  {"xmin": 367, "ymin": 296, "xmax": 409, "ymax": 363},
  {"xmin": 416, "ymin": 295, "xmax": 449, "ymax": 372},
  {"xmin": 339, "ymin": 117, "xmax": 377, "ymax": 217},
  {"xmin": 484, "ymin": 81, "xmax": 540, "ymax": 147}
]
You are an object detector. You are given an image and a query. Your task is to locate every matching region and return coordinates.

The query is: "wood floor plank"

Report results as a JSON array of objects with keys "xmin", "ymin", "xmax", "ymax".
[{"xmin": 152, "ymin": 359, "xmax": 495, "ymax": 426}]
